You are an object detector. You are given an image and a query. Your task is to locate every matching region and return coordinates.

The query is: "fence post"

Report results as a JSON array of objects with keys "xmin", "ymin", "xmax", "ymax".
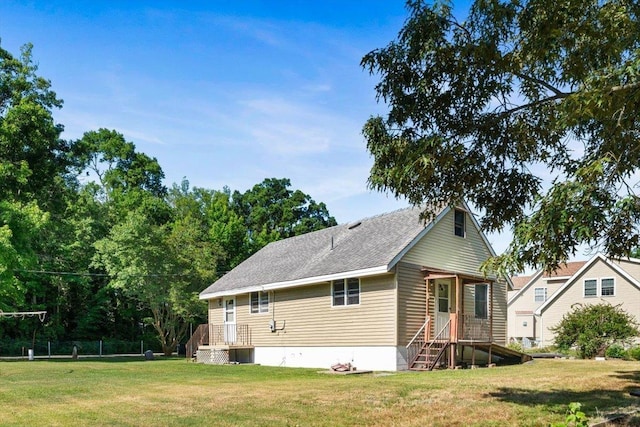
[
  {"xmin": 99, "ymin": 340, "xmax": 103, "ymax": 357},
  {"xmin": 140, "ymin": 340, "xmax": 143, "ymax": 355},
  {"xmin": 48, "ymin": 341, "xmax": 51, "ymax": 359}
]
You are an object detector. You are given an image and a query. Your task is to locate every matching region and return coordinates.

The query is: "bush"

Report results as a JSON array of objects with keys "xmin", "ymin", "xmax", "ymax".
[
  {"xmin": 507, "ymin": 340, "xmax": 524, "ymax": 352},
  {"xmin": 605, "ymin": 343, "xmax": 628, "ymax": 359},
  {"xmin": 552, "ymin": 303, "xmax": 639, "ymax": 359},
  {"xmin": 628, "ymin": 346, "xmax": 640, "ymax": 361}
]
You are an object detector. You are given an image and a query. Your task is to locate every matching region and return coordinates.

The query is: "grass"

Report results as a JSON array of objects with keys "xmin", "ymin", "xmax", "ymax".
[{"xmin": 1, "ymin": 357, "xmax": 639, "ymax": 426}]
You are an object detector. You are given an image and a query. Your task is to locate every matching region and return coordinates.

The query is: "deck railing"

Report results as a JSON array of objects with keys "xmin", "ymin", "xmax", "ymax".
[
  {"xmin": 460, "ymin": 314, "xmax": 491, "ymax": 341},
  {"xmin": 406, "ymin": 318, "xmax": 430, "ymax": 367},
  {"xmin": 186, "ymin": 324, "xmax": 209, "ymax": 357},
  {"xmin": 210, "ymin": 324, "xmax": 252, "ymax": 346}
]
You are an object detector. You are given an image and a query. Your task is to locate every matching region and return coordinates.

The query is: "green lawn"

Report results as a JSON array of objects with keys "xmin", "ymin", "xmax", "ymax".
[{"xmin": 1, "ymin": 357, "xmax": 639, "ymax": 426}]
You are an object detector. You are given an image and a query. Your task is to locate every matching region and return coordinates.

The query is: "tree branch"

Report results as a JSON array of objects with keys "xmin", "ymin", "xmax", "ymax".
[
  {"xmin": 498, "ymin": 93, "xmax": 569, "ymax": 117},
  {"xmin": 513, "ymin": 72, "xmax": 569, "ymax": 97},
  {"xmin": 609, "ymin": 81, "xmax": 640, "ymax": 94}
]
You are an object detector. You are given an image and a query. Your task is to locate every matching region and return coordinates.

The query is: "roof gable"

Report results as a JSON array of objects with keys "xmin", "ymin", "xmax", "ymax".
[
  {"xmin": 535, "ymin": 253, "xmax": 640, "ymax": 315},
  {"xmin": 200, "ymin": 206, "xmax": 441, "ymax": 299}
]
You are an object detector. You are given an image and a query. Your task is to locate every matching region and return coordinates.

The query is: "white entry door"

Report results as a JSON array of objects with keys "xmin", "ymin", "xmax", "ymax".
[
  {"xmin": 435, "ymin": 279, "xmax": 451, "ymax": 335},
  {"xmin": 223, "ymin": 297, "xmax": 236, "ymax": 343}
]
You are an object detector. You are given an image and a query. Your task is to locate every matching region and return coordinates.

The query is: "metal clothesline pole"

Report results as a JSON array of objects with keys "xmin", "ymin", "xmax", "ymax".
[{"xmin": 0, "ymin": 310, "xmax": 47, "ymax": 322}]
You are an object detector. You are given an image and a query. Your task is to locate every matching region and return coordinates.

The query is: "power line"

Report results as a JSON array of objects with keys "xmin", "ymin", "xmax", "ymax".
[
  {"xmin": 13, "ymin": 269, "xmax": 194, "ymax": 278},
  {"xmin": 13, "ymin": 268, "xmax": 230, "ymax": 278}
]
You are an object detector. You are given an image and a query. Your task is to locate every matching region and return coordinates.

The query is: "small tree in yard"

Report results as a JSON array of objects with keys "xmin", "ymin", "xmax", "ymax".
[{"xmin": 552, "ymin": 303, "xmax": 639, "ymax": 359}]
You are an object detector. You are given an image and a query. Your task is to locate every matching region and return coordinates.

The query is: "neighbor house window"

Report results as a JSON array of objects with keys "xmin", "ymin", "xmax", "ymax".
[
  {"xmin": 601, "ymin": 278, "xmax": 615, "ymax": 296},
  {"xmin": 333, "ymin": 278, "xmax": 360, "ymax": 306},
  {"xmin": 250, "ymin": 291, "xmax": 269, "ymax": 313},
  {"xmin": 454, "ymin": 209, "xmax": 466, "ymax": 237},
  {"xmin": 534, "ymin": 287, "xmax": 547, "ymax": 303},
  {"xmin": 475, "ymin": 284, "xmax": 488, "ymax": 319},
  {"xmin": 584, "ymin": 279, "xmax": 597, "ymax": 297}
]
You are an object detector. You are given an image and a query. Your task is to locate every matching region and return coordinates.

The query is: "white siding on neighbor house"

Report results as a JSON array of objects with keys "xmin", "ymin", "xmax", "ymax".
[
  {"xmin": 402, "ymin": 208, "xmax": 494, "ymax": 279},
  {"xmin": 507, "ymin": 273, "xmax": 568, "ymax": 342},
  {"xmin": 615, "ymin": 259, "xmax": 640, "ymax": 279},
  {"xmin": 538, "ymin": 259, "xmax": 640, "ymax": 346}
]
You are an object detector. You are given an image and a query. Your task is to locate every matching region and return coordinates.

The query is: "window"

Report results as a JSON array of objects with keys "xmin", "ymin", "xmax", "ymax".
[
  {"xmin": 601, "ymin": 278, "xmax": 615, "ymax": 296},
  {"xmin": 534, "ymin": 287, "xmax": 547, "ymax": 303},
  {"xmin": 454, "ymin": 209, "xmax": 465, "ymax": 237},
  {"xmin": 333, "ymin": 278, "xmax": 360, "ymax": 306},
  {"xmin": 475, "ymin": 284, "xmax": 488, "ymax": 319},
  {"xmin": 584, "ymin": 279, "xmax": 597, "ymax": 297},
  {"xmin": 250, "ymin": 291, "xmax": 269, "ymax": 313}
]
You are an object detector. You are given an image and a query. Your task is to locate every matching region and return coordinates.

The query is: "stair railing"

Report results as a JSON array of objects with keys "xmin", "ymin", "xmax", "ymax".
[
  {"xmin": 425, "ymin": 319, "xmax": 451, "ymax": 370},
  {"xmin": 406, "ymin": 317, "xmax": 430, "ymax": 368}
]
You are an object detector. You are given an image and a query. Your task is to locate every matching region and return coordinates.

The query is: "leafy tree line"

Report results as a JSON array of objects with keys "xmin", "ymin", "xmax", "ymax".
[{"xmin": 0, "ymin": 42, "xmax": 336, "ymax": 355}]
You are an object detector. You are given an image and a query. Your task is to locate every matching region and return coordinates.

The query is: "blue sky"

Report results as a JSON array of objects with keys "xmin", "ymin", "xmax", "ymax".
[{"xmin": 0, "ymin": 1, "xmax": 511, "ymax": 253}]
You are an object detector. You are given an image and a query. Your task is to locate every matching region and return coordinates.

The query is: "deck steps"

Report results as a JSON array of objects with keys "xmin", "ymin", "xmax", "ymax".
[{"xmin": 409, "ymin": 340, "xmax": 449, "ymax": 371}]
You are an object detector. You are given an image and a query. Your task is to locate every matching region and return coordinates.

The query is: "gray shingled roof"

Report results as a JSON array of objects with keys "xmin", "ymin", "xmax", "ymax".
[{"xmin": 200, "ymin": 206, "xmax": 441, "ymax": 298}]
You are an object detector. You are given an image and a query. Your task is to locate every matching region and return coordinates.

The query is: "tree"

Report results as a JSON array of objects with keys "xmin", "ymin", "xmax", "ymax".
[
  {"xmin": 551, "ymin": 303, "xmax": 639, "ymax": 358},
  {"xmin": 231, "ymin": 178, "xmax": 337, "ymax": 253},
  {"xmin": 362, "ymin": 0, "xmax": 640, "ymax": 274},
  {"xmin": 0, "ymin": 200, "xmax": 48, "ymax": 312},
  {"xmin": 0, "ymin": 43, "xmax": 70, "ymax": 211},
  {"xmin": 93, "ymin": 203, "xmax": 220, "ymax": 356},
  {"xmin": 73, "ymin": 128, "xmax": 167, "ymax": 200}
]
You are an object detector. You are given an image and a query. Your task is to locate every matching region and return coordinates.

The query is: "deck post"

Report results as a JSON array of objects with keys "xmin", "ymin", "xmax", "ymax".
[
  {"xmin": 455, "ymin": 276, "xmax": 462, "ymax": 341},
  {"xmin": 489, "ymin": 281, "xmax": 494, "ymax": 342},
  {"xmin": 426, "ymin": 279, "xmax": 431, "ymax": 341}
]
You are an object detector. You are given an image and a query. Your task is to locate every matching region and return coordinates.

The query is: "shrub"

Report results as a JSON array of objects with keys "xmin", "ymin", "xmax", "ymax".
[
  {"xmin": 507, "ymin": 340, "xmax": 524, "ymax": 353},
  {"xmin": 605, "ymin": 343, "xmax": 628, "ymax": 359},
  {"xmin": 628, "ymin": 346, "xmax": 640, "ymax": 361},
  {"xmin": 551, "ymin": 303, "xmax": 639, "ymax": 359}
]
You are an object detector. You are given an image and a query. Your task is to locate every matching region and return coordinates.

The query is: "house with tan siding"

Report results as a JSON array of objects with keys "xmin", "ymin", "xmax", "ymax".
[
  {"xmin": 195, "ymin": 204, "xmax": 519, "ymax": 371},
  {"xmin": 508, "ymin": 253, "xmax": 640, "ymax": 347}
]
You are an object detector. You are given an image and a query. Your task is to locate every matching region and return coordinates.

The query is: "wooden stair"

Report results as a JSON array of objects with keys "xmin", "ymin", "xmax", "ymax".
[{"xmin": 409, "ymin": 340, "xmax": 449, "ymax": 371}]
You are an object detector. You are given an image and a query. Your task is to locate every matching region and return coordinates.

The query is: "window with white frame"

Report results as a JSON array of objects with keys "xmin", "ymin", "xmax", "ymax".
[
  {"xmin": 250, "ymin": 291, "xmax": 269, "ymax": 313},
  {"xmin": 475, "ymin": 284, "xmax": 488, "ymax": 319},
  {"xmin": 601, "ymin": 278, "xmax": 615, "ymax": 296},
  {"xmin": 332, "ymin": 278, "xmax": 360, "ymax": 306},
  {"xmin": 534, "ymin": 287, "xmax": 547, "ymax": 303},
  {"xmin": 454, "ymin": 209, "xmax": 466, "ymax": 238},
  {"xmin": 584, "ymin": 279, "xmax": 597, "ymax": 297}
]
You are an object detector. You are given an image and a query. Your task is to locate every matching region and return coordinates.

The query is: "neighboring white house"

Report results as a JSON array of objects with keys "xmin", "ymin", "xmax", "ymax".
[
  {"xmin": 195, "ymin": 204, "xmax": 517, "ymax": 371},
  {"xmin": 508, "ymin": 253, "xmax": 640, "ymax": 347}
]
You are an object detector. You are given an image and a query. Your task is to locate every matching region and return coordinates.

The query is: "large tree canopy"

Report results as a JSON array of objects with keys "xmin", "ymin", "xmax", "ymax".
[{"xmin": 362, "ymin": 0, "xmax": 640, "ymax": 273}]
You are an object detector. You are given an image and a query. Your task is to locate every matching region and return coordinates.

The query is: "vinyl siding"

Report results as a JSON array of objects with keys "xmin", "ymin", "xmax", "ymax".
[
  {"xmin": 540, "ymin": 258, "xmax": 640, "ymax": 345},
  {"xmin": 507, "ymin": 272, "xmax": 567, "ymax": 340},
  {"xmin": 402, "ymin": 208, "xmax": 493, "ymax": 278},
  {"xmin": 492, "ymin": 281, "xmax": 508, "ymax": 344},
  {"xmin": 398, "ymin": 208, "xmax": 506, "ymax": 344},
  {"xmin": 396, "ymin": 261, "xmax": 427, "ymax": 345},
  {"xmin": 228, "ymin": 273, "xmax": 396, "ymax": 347}
]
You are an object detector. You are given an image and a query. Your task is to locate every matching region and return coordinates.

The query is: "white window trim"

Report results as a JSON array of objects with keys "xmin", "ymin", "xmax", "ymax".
[
  {"xmin": 583, "ymin": 278, "xmax": 598, "ymax": 298},
  {"xmin": 332, "ymin": 278, "xmax": 360, "ymax": 307},
  {"xmin": 454, "ymin": 209, "xmax": 466, "ymax": 238},
  {"xmin": 474, "ymin": 283, "xmax": 488, "ymax": 319},
  {"xmin": 250, "ymin": 291, "xmax": 269, "ymax": 314},
  {"xmin": 533, "ymin": 287, "xmax": 547, "ymax": 303},
  {"xmin": 600, "ymin": 277, "xmax": 615, "ymax": 297}
]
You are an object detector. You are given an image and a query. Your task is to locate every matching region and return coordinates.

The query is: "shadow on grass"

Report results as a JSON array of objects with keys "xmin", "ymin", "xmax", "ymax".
[{"xmin": 487, "ymin": 386, "xmax": 640, "ymax": 417}]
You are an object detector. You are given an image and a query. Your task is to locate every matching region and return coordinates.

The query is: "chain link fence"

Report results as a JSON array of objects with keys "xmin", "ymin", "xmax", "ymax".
[{"xmin": 0, "ymin": 339, "xmax": 166, "ymax": 358}]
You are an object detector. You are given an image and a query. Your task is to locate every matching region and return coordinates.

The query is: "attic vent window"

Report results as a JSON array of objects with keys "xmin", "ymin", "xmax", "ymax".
[
  {"xmin": 348, "ymin": 221, "xmax": 362, "ymax": 230},
  {"xmin": 454, "ymin": 209, "xmax": 466, "ymax": 238}
]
